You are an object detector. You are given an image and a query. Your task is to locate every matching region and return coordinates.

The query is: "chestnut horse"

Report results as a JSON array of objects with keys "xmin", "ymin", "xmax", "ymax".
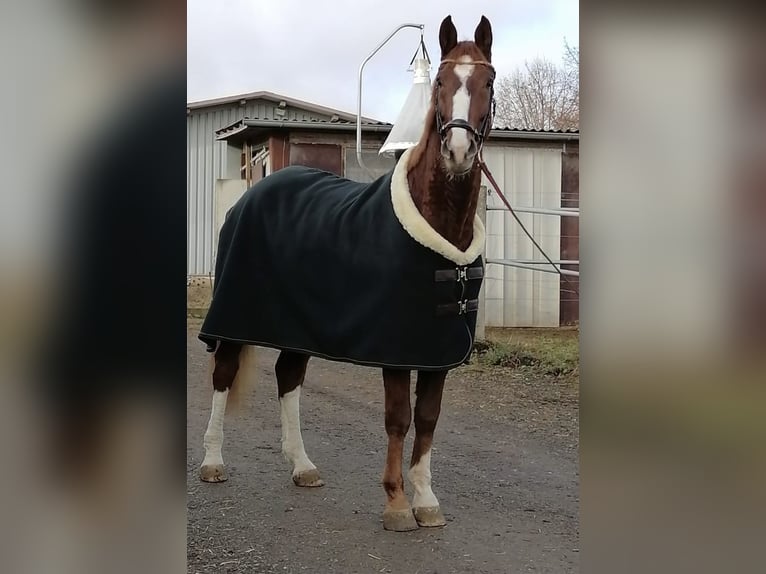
[{"xmin": 198, "ymin": 15, "xmax": 495, "ymax": 532}]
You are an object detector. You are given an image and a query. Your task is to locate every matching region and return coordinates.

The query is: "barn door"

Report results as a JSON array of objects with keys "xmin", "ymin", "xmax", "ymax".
[{"xmin": 289, "ymin": 143, "xmax": 342, "ymax": 175}]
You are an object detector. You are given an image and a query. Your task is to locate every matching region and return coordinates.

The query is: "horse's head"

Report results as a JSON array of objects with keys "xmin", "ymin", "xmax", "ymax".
[{"xmin": 432, "ymin": 15, "xmax": 495, "ymax": 176}]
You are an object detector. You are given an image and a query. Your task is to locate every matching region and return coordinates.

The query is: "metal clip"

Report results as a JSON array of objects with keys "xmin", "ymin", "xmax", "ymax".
[
  {"xmin": 457, "ymin": 267, "xmax": 468, "ymax": 282},
  {"xmin": 458, "ymin": 300, "xmax": 467, "ymax": 315}
]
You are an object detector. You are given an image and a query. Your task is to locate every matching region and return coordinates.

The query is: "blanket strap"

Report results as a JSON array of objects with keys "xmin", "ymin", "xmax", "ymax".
[
  {"xmin": 434, "ymin": 266, "xmax": 484, "ymax": 283},
  {"xmin": 435, "ymin": 298, "xmax": 480, "ymax": 317}
]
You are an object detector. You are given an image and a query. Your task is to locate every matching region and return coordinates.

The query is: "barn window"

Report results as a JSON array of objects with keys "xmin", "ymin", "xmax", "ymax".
[{"xmin": 289, "ymin": 143, "xmax": 342, "ymax": 175}]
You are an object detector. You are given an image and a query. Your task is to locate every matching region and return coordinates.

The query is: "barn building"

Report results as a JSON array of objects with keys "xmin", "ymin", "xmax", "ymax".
[{"xmin": 187, "ymin": 91, "xmax": 578, "ymax": 327}]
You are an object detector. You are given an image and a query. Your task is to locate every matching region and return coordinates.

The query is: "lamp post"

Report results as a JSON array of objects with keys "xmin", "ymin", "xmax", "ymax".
[{"xmin": 356, "ymin": 23, "xmax": 424, "ymax": 179}]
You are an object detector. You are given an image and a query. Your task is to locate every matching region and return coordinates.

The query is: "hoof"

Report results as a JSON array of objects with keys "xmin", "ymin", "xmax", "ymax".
[
  {"xmin": 413, "ymin": 506, "xmax": 446, "ymax": 527},
  {"xmin": 383, "ymin": 509, "xmax": 419, "ymax": 532},
  {"xmin": 292, "ymin": 468, "xmax": 324, "ymax": 487},
  {"xmin": 200, "ymin": 464, "xmax": 227, "ymax": 483}
]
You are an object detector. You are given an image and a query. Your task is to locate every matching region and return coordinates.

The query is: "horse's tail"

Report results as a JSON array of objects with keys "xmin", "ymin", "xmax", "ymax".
[{"xmin": 228, "ymin": 344, "xmax": 258, "ymax": 414}]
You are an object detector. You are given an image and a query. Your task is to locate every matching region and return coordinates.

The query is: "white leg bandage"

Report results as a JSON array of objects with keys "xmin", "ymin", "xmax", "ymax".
[
  {"xmin": 408, "ymin": 449, "xmax": 439, "ymax": 508},
  {"xmin": 279, "ymin": 387, "xmax": 316, "ymax": 474},
  {"xmin": 202, "ymin": 390, "xmax": 228, "ymax": 467}
]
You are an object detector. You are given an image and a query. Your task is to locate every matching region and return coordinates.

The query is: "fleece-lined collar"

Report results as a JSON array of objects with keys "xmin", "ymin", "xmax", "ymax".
[{"xmin": 390, "ymin": 147, "xmax": 485, "ymax": 266}]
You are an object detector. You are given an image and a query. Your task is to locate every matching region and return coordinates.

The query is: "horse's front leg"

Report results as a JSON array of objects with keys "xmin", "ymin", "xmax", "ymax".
[
  {"xmin": 409, "ymin": 370, "xmax": 448, "ymax": 527},
  {"xmin": 381, "ymin": 369, "xmax": 418, "ymax": 531}
]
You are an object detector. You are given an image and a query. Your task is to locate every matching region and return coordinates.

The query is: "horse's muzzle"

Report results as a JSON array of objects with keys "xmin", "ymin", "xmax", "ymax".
[{"xmin": 440, "ymin": 122, "xmax": 479, "ymax": 174}]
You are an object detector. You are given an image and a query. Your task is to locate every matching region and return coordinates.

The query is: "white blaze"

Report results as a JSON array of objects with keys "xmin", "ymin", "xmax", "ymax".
[
  {"xmin": 449, "ymin": 56, "xmax": 475, "ymax": 161},
  {"xmin": 202, "ymin": 389, "xmax": 228, "ymax": 468},
  {"xmin": 408, "ymin": 448, "xmax": 439, "ymax": 509},
  {"xmin": 280, "ymin": 387, "xmax": 316, "ymax": 474}
]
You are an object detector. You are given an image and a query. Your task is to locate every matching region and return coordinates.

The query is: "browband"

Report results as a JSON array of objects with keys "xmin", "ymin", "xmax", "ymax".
[{"xmin": 438, "ymin": 59, "xmax": 494, "ymax": 69}]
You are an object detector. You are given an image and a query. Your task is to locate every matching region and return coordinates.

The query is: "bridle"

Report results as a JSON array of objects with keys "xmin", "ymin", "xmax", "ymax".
[
  {"xmin": 433, "ymin": 59, "xmax": 497, "ymax": 151},
  {"xmin": 432, "ymin": 59, "xmax": 579, "ymax": 295}
]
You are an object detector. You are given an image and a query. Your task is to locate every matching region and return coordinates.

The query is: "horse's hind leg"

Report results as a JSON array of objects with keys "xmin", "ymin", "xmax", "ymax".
[
  {"xmin": 200, "ymin": 341, "xmax": 242, "ymax": 482},
  {"xmin": 275, "ymin": 350, "xmax": 323, "ymax": 487},
  {"xmin": 409, "ymin": 370, "xmax": 447, "ymax": 527}
]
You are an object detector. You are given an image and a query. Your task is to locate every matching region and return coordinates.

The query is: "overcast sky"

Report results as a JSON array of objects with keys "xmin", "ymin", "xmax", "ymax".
[{"xmin": 187, "ymin": 0, "xmax": 578, "ymax": 123}]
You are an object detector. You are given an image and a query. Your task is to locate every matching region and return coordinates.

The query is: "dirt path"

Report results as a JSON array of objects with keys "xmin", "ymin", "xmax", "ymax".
[{"xmin": 187, "ymin": 321, "xmax": 578, "ymax": 573}]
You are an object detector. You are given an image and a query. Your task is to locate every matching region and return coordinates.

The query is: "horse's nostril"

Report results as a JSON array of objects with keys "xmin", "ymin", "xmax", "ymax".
[{"xmin": 440, "ymin": 141, "xmax": 452, "ymax": 160}]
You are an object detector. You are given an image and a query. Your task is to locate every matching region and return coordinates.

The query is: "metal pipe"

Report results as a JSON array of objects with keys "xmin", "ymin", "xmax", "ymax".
[
  {"xmin": 501, "ymin": 259, "xmax": 579, "ymax": 265},
  {"xmin": 486, "ymin": 206, "xmax": 579, "ymax": 217},
  {"xmin": 486, "ymin": 259, "xmax": 580, "ymax": 277},
  {"xmin": 357, "ymin": 23, "xmax": 424, "ymax": 179}
]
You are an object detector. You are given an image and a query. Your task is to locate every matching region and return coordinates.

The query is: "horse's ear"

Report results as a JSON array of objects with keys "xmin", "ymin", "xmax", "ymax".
[
  {"xmin": 439, "ymin": 15, "xmax": 458, "ymax": 59},
  {"xmin": 474, "ymin": 15, "xmax": 493, "ymax": 62}
]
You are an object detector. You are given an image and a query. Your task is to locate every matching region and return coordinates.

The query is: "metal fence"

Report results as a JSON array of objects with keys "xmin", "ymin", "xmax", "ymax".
[{"xmin": 485, "ymin": 205, "xmax": 580, "ymax": 278}]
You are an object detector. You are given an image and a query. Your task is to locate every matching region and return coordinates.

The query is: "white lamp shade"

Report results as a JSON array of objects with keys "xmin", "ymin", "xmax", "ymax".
[{"xmin": 379, "ymin": 57, "xmax": 432, "ymax": 155}]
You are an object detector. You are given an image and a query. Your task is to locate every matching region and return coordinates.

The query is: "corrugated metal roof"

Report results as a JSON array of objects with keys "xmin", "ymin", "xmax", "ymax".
[
  {"xmin": 492, "ymin": 126, "xmax": 580, "ymax": 134},
  {"xmin": 187, "ymin": 90, "xmax": 381, "ymax": 124},
  {"xmin": 215, "ymin": 117, "xmax": 579, "ymax": 143},
  {"xmin": 214, "ymin": 117, "xmax": 393, "ymax": 144},
  {"xmin": 488, "ymin": 126, "xmax": 579, "ymax": 141}
]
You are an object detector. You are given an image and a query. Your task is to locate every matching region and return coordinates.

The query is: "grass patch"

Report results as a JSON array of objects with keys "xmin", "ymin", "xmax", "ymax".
[{"xmin": 475, "ymin": 330, "xmax": 579, "ymax": 377}]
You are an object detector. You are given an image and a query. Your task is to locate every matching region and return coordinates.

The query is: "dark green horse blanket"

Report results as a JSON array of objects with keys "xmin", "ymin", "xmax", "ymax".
[{"xmin": 199, "ymin": 147, "xmax": 485, "ymax": 370}]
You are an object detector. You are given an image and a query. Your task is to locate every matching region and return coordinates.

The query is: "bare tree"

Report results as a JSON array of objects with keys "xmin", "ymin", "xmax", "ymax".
[
  {"xmin": 494, "ymin": 41, "xmax": 579, "ymax": 131},
  {"xmin": 563, "ymin": 38, "xmax": 579, "ymax": 72}
]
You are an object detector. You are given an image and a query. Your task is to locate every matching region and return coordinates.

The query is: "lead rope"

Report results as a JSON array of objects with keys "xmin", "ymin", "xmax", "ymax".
[{"xmin": 477, "ymin": 150, "xmax": 580, "ymax": 296}]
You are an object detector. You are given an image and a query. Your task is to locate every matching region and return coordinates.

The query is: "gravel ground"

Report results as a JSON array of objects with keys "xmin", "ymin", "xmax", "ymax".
[{"xmin": 187, "ymin": 319, "xmax": 579, "ymax": 573}]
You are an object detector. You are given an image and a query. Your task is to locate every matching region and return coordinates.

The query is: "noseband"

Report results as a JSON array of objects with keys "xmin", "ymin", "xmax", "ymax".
[{"xmin": 434, "ymin": 59, "xmax": 497, "ymax": 149}]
